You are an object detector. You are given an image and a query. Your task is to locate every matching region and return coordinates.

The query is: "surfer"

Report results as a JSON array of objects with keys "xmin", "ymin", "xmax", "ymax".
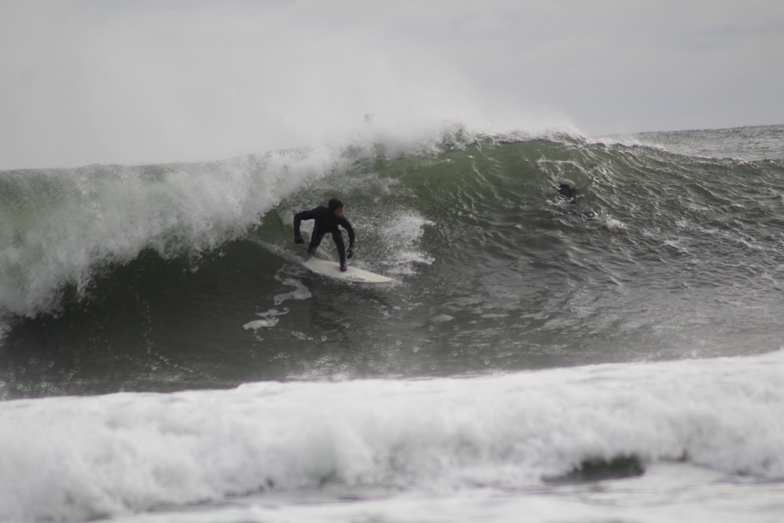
[
  {"xmin": 557, "ymin": 183, "xmax": 578, "ymax": 202},
  {"xmin": 294, "ymin": 198, "xmax": 355, "ymax": 271},
  {"xmin": 554, "ymin": 182, "xmax": 596, "ymax": 219}
]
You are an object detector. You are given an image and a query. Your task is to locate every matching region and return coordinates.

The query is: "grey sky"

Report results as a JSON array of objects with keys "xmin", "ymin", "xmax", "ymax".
[{"xmin": 2, "ymin": 0, "xmax": 783, "ymax": 169}]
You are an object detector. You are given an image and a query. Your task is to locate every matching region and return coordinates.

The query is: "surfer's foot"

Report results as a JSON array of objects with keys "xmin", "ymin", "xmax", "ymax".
[{"xmin": 340, "ymin": 263, "xmax": 347, "ymax": 272}]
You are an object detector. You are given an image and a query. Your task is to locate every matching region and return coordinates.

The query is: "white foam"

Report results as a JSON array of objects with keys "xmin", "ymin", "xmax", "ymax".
[
  {"xmin": 242, "ymin": 309, "xmax": 287, "ymax": 330},
  {"xmin": 108, "ymin": 470, "xmax": 784, "ymax": 523},
  {"xmin": 0, "ymin": 350, "xmax": 782, "ymax": 521},
  {"xmin": 243, "ymin": 275, "xmax": 313, "ymax": 330},
  {"xmin": 376, "ymin": 211, "xmax": 435, "ymax": 275},
  {"xmin": 272, "ymin": 277, "xmax": 313, "ymax": 306}
]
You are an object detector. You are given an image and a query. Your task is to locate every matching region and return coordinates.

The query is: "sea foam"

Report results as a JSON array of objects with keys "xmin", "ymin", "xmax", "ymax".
[{"xmin": 0, "ymin": 350, "xmax": 781, "ymax": 522}]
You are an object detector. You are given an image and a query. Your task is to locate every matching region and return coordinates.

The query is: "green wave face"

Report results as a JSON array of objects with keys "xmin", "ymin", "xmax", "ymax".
[{"xmin": 2, "ymin": 127, "xmax": 784, "ymax": 398}]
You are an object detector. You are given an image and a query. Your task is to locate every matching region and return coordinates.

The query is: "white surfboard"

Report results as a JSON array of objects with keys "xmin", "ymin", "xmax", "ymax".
[{"xmin": 302, "ymin": 257, "xmax": 394, "ymax": 283}]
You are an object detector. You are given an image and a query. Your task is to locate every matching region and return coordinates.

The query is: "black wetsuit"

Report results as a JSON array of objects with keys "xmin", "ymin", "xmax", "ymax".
[
  {"xmin": 557, "ymin": 183, "xmax": 578, "ymax": 201},
  {"xmin": 293, "ymin": 199, "xmax": 355, "ymax": 267}
]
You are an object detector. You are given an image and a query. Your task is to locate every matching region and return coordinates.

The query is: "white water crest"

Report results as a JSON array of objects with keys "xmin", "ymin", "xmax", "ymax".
[
  {"xmin": 0, "ymin": 146, "xmax": 348, "ymax": 317},
  {"xmin": 0, "ymin": 350, "xmax": 782, "ymax": 522}
]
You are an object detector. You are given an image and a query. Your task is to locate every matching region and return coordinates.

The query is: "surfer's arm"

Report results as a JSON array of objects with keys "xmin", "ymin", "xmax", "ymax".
[
  {"xmin": 340, "ymin": 218, "xmax": 354, "ymax": 249},
  {"xmin": 293, "ymin": 209, "xmax": 315, "ymax": 243}
]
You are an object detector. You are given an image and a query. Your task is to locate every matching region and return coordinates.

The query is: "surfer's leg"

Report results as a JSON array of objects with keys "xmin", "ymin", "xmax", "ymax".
[
  {"xmin": 332, "ymin": 231, "xmax": 347, "ymax": 270},
  {"xmin": 308, "ymin": 227, "xmax": 324, "ymax": 255}
]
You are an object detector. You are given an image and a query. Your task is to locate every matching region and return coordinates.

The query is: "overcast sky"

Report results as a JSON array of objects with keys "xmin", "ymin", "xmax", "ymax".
[{"xmin": 2, "ymin": 0, "xmax": 783, "ymax": 169}]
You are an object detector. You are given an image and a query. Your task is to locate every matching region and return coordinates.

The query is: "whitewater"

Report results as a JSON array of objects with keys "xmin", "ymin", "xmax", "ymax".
[
  {"xmin": 1, "ymin": 351, "xmax": 783, "ymax": 522},
  {"xmin": 0, "ymin": 123, "xmax": 783, "ymax": 522}
]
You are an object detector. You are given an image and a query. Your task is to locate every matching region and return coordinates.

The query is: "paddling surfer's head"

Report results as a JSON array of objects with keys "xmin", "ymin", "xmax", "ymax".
[{"xmin": 557, "ymin": 183, "xmax": 577, "ymax": 201}]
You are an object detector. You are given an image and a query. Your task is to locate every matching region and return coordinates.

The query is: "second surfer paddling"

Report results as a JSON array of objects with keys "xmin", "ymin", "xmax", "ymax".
[{"xmin": 294, "ymin": 198, "xmax": 355, "ymax": 272}]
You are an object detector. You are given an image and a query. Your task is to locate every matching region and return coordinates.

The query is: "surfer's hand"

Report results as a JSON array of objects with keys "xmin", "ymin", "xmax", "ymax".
[
  {"xmin": 347, "ymin": 246, "xmax": 354, "ymax": 259},
  {"xmin": 294, "ymin": 234, "xmax": 304, "ymax": 244}
]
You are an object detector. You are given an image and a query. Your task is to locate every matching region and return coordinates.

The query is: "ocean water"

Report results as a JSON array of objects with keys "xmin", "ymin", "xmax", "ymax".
[{"xmin": 0, "ymin": 124, "xmax": 783, "ymax": 522}]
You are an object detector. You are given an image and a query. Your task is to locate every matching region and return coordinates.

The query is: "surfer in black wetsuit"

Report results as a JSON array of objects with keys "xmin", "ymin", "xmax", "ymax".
[
  {"xmin": 294, "ymin": 198, "xmax": 355, "ymax": 271},
  {"xmin": 557, "ymin": 183, "xmax": 578, "ymax": 202},
  {"xmin": 554, "ymin": 182, "xmax": 596, "ymax": 218}
]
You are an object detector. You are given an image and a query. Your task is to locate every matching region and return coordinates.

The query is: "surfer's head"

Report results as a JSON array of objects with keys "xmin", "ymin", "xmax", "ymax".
[
  {"xmin": 557, "ymin": 183, "xmax": 577, "ymax": 200},
  {"xmin": 328, "ymin": 198, "xmax": 344, "ymax": 216}
]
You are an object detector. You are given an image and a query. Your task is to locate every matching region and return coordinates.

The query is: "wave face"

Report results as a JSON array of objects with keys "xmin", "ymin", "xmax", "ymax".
[{"xmin": 1, "ymin": 126, "xmax": 784, "ymax": 397}]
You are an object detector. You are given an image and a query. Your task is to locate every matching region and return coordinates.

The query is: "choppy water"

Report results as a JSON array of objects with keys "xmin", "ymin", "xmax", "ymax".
[{"xmin": 1, "ymin": 125, "xmax": 783, "ymax": 522}]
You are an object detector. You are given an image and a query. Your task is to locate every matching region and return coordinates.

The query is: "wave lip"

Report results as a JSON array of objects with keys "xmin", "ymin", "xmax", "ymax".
[{"xmin": 0, "ymin": 146, "xmax": 348, "ymax": 318}]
